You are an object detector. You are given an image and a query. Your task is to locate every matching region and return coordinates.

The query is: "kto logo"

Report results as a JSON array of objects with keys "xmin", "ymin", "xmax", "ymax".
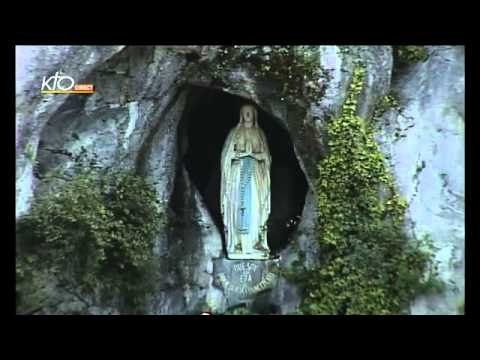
[{"xmin": 41, "ymin": 71, "xmax": 95, "ymax": 94}]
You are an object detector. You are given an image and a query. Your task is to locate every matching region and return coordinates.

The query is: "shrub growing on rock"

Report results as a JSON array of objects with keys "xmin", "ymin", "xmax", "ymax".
[{"xmin": 16, "ymin": 168, "xmax": 165, "ymax": 314}]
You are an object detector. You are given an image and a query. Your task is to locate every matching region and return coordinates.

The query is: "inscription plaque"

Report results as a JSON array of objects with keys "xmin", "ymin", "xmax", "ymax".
[{"xmin": 213, "ymin": 258, "xmax": 279, "ymax": 307}]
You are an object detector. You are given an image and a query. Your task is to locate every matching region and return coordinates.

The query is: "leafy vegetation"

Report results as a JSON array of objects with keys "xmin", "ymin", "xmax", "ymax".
[
  {"xmin": 284, "ymin": 65, "xmax": 440, "ymax": 315},
  {"xmin": 207, "ymin": 46, "xmax": 325, "ymax": 103},
  {"xmin": 16, "ymin": 167, "xmax": 165, "ymax": 314},
  {"xmin": 373, "ymin": 91, "xmax": 400, "ymax": 121},
  {"xmin": 393, "ymin": 46, "xmax": 429, "ymax": 65}
]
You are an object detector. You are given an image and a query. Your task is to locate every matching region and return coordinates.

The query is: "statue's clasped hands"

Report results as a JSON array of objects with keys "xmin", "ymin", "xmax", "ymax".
[{"xmin": 235, "ymin": 148, "xmax": 264, "ymax": 161}]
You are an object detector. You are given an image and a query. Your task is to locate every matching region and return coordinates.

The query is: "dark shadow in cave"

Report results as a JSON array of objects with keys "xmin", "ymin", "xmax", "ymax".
[{"xmin": 176, "ymin": 86, "xmax": 309, "ymax": 255}]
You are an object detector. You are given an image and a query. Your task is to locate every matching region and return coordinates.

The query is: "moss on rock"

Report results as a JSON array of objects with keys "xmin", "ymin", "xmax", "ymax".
[
  {"xmin": 394, "ymin": 46, "xmax": 429, "ymax": 65},
  {"xmin": 201, "ymin": 46, "xmax": 324, "ymax": 104}
]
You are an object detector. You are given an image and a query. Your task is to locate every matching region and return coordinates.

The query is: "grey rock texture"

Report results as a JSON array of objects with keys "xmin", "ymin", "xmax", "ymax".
[
  {"xmin": 15, "ymin": 45, "xmax": 464, "ymax": 314},
  {"xmin": 376, "ymin": 46, "xmax": 465, "ymax": 314},
  {"xmin": 16, "ymin": 45, "xmax": 126, "ymax": 218}
]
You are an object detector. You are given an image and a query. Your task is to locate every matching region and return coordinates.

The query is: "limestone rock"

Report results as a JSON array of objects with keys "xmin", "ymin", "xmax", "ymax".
[
  {"xmin": 376, "ymin": 46, "xmax": 465, "ymax": 314},
  {"xmin": 15, "ymin": 45, "xmax": 464, "ymax": 315},
  {"xmin": 16, "ymin": 45, "xmax": 126, "ymax": 218}
]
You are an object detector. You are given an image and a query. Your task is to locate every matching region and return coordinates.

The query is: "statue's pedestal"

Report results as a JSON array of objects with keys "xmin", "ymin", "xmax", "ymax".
[{"xmin": 213, "ymin": 258, "xmax": 280, "ymax": 308}]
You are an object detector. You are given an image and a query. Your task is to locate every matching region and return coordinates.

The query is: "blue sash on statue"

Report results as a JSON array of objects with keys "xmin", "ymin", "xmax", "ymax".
[{"xmin": 236, "ymin": 156, "xmax": 254, "ymax": 234}]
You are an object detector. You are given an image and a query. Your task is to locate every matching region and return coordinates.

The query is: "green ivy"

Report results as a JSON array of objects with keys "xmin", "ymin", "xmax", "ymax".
[
  {"xmin": 373, "ymin": 91, "xmax": 400, "ymax": 121},
  {"xmin": 393, "ymin": 46, "xmax": 429, "ymax": 65},
  {"xmin": 285, "ymin": 66, "xmax": 439, "ymax": 315},
  {"xmin": 16, "ymin": 168, "xmax": 165, "ymax": 314}
]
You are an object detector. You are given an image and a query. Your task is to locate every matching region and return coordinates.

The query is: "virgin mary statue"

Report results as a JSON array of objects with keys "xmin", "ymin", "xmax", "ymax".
[{"xmin": 220, "ymin": 104, "xmax": 271, "ymax": 260}]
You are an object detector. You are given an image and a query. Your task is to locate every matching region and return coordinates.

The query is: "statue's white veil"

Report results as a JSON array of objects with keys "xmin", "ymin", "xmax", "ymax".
[{"xmin": 237, "ymin": 104, "xmax": 258, "ymax": 128}]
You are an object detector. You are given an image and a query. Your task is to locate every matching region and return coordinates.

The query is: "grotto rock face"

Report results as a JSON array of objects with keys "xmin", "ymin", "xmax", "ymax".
[
  {"xmin": 376, "ymin": 46, "xmax": 465, "ymax": 314},
  {"xmin": 16, "ymin": 45, "xmax": 464, "ymax": 314},
  {"xmin": 16, "ymin": 45, "xmax": 126, "ymax": 218}
]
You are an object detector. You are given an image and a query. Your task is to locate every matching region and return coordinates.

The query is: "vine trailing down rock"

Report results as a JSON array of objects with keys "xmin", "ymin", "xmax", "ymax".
[
  {"xmin": 15, "ymin": 45, "xmax": 464, "ymax": 315},
  {"xmin": 284, "ymin": 66, "xmax": 441, "ymax": 315}
]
